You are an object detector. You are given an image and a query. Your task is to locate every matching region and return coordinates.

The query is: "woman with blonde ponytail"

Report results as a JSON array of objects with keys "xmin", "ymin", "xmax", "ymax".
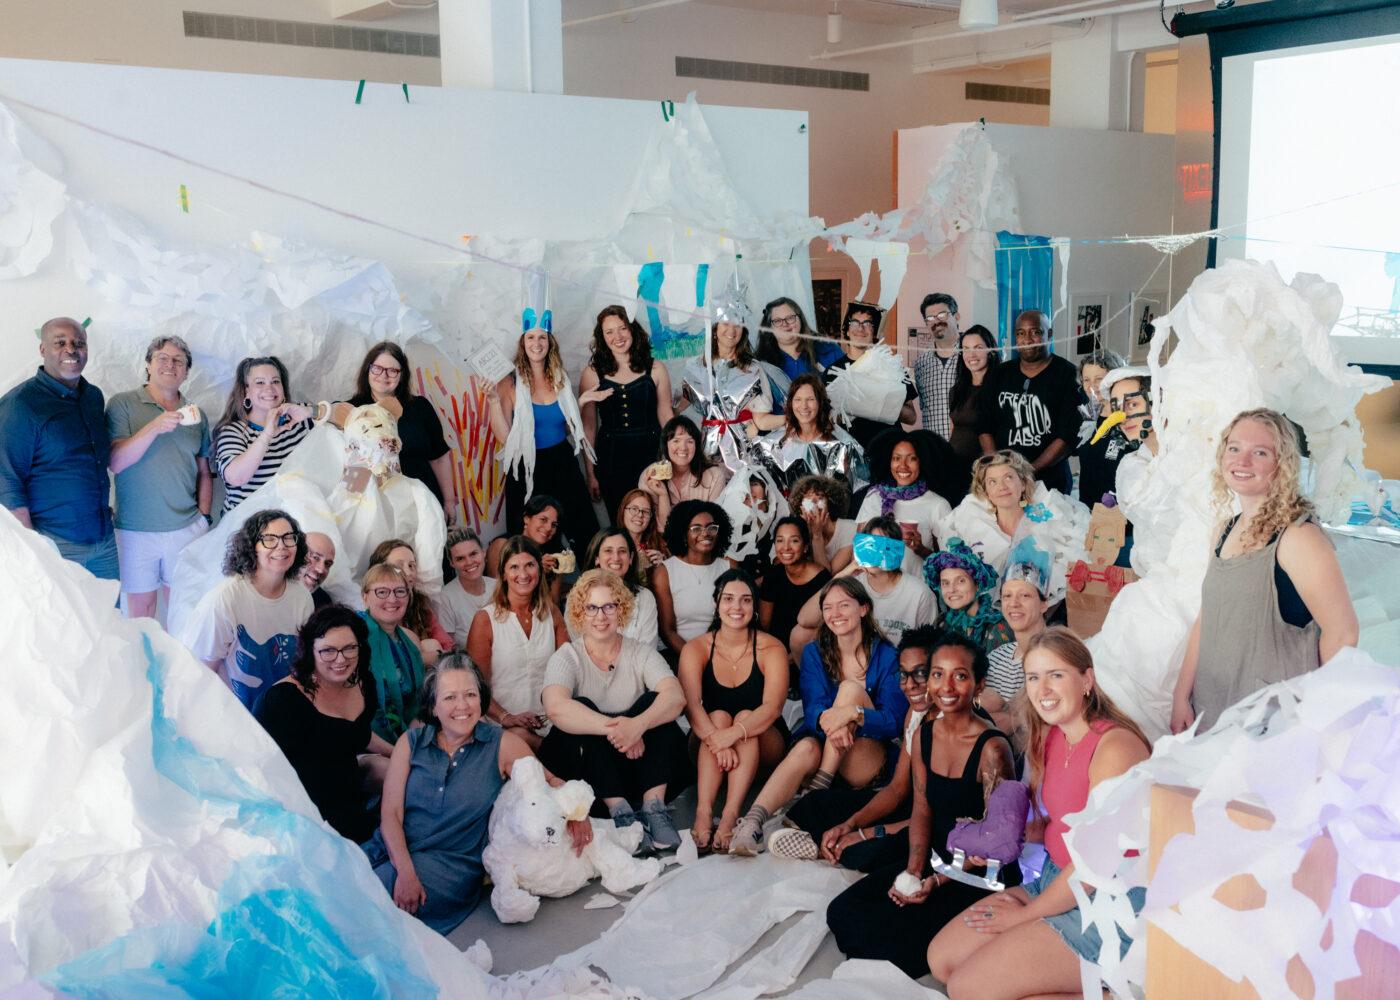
[
  {"xmin": 927, "ymin": 627, "xmax": 1149, "ymax": 998},
  {"xmin": 1171, "ymin": 408, "xmax": 1357, "ymax": 734}
]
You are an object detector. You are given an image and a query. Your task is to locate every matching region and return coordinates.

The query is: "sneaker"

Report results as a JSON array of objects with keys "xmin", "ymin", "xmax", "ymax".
[
  {"xmin": 612, "ymin": 808, "xmax": 652, "ymax": 853},
  {"xmin": 728, "ymin": 817, "xmax": 763, "ymax": 857},
  {"xmin": 640, "ymin": 799, "xmax": 681, "ymax": 851},
  {"xmin": 766, "ymin": 827, "xmax": 819, "ymax": 861}
]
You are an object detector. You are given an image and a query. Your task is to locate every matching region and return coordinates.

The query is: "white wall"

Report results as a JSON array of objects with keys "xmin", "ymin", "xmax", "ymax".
[{"xmin": 896, "ymin": 122, "xmax": 1175, "ymax": 362}]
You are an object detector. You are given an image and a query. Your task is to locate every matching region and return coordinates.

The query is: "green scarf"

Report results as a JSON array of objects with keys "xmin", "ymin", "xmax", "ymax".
[{"xmin": 359, "ymin": 611, "xmax": 425, "ymax": 741}]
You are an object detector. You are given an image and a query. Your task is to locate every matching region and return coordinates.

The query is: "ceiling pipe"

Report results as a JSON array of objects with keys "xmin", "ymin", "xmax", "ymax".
[
  {"xmin": 1013, "ymin": 0, "xmax": 1129, "ymax": 19},
  {"xmin": 912, "ymin": 41, "xmax": 1054, "ymax": 73},
  {"xmin": 563, "ymin": 0, "xmax": 696, "ymax": 28},
  {"xmin": 809, "ymin": 0, "xmax": 1165, "ymax": 60}
]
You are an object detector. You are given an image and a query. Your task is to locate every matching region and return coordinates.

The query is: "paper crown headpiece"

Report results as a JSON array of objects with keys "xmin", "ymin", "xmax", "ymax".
[
  {"xmin": 710, "ymin": 262, "xmax": 751, "ymax": 328},
  {"xmin": 1002, "ymin": 535, "xmax": 1052, "ymax": 598},
  {"xmin": 924, "ymin": 537, "xmax": 1000, "ymax": 596},
  {"xmin": 521, "ymin": 265, "xmax": 552, "ymax": 335}
]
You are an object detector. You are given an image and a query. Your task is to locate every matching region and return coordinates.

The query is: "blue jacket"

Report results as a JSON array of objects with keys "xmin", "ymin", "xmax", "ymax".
[{"xmin": 796, "ymin": 638, "xmax": 907, "ymax": 742}]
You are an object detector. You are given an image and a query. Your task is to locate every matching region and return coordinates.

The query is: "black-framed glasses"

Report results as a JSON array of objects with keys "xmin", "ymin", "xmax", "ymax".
[
  {"xmin": 584, "ymin": 602, "xmax": 620, "ymax": 617},
  {"xmin": 899, "ymin": 667, "xmax": 931, "ymax": 684},
  {"xmin": 369, "ymin": 363, "xmax": 402, "ymax": 378},
  {"xmin": 770, "ymin": 314, "xmax": 800, "ymax": 329},
  {"xmin": 257, "ymin": 531, "xmax": 302, "ymax": 549},
  {"xmin": 846, "ymin": 319, "xmax": 876, "ymax": 331},
  {"xmin": 315, "ymin": 643, "xmax": 360, "ymax": 662},
  {"xmin": 370, "ymin": 586, "xmax": 410, "ymax": 600},
  {"xmin": 623, "ymin": 504, "xmax": 651, "ymax": 517}
]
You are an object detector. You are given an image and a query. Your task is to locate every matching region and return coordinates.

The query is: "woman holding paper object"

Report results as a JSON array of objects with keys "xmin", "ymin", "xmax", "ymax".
[
  {"xmin": 569, "ymin": 528, "xmax": 659, "ymax": 648},
  {"xmin": 466, "ymin": 535, "xmax": 566, "ymax": 749},
  {"xmin": 579, "ymin": 306, "xmax": 674, "ymax": 522},
  {"xmin": 678, "ymin": 569, "xmax": 790, "ymax": 851},
  {"xmin": 928, "ymin": 628, "xmax": 1149, "ymax": 997},
  {"xmin": 655, "ymin": 499, "xmax": 733, "ymax": 654},
  {"xmin": 855, "ymin": 429, "xmax": 957, "ymax": 561},
  {"xmin": 946, "ymin": 326, "xmax": 1001, "ymax": 498},
  {"xmin": 789, "ymin": 474, "xmax": 856, "ymax": 572},
  {"xmin": 823, "ymin": 302, "xmax": 917, "ymax": 449},
  {"xmin": 826, "ymin": 631, "xmax": 1017, "ymax": 980},
  {"xmin": 615, "ymin": 488, "xmax": 668, "ymax": 583},
  {"xmin": 727, "ymin": 577, "xmax": 908, "ymax": 857},
  {"xmin": 485, "ymin": 493, "xmax": 565, "ymax": 578},
  {"xmin": 755, "ymin": 297, "xmax": 842, "ymax": 379},
  {"xmin": 345, "ymin": 342, "xmax": 456, "ymax": 522},
  {"xmin": 757, "ymin": 374, "xmax": 864, "ymax": 494},
  {"xmin": 638, "ymin": 416, "xmax": 729, "ymax": 531},
  {"xmin": 483, "ymin": 319, "xmax": 600, "ymax": 555},
  {"xmin": 212, "ymin": 356, "xmax": 316, "ymax": 514},
  {"xmin": 1171, "ymin": 409, "xmax": 1357, "ymax": 734}
]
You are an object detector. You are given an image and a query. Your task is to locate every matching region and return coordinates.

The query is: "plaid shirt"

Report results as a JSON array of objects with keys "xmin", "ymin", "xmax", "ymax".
[{"xmin": 914, "ymin": 345, "xmax": 959, "ymax": 439}]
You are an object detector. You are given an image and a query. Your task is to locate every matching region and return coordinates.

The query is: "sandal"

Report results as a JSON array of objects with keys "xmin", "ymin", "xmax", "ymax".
[
  {"xmin": 692, "ymin": 813, "xmax": 715, "ymax": 854},
  {"xmin": 713, "ymin": 815, "xmax": 739, "ymax": 852}
]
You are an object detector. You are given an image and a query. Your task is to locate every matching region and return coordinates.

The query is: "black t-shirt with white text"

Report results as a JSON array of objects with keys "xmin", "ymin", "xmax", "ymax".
[{"xmin": 976, "ymin": 355, "xmax": 1081, "ymax": 467}]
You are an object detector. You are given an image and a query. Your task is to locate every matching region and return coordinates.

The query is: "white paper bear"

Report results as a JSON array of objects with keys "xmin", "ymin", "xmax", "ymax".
[{"xmin": 481, "ymin": 756, "xmax": 664, "ymax": 924}]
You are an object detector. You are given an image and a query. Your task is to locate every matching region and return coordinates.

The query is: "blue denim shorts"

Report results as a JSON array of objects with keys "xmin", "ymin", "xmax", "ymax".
[{"xmin": 1023, "ymin": 855, "xmax": 1143, "ymax": 963}]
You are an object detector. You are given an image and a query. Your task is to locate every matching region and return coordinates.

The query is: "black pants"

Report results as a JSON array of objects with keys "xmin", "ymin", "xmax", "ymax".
[
  {"xmin": 785, "ymin": 788, "xmax": 912, "ymax": 872},
  {"xmin": 505, "ymin": 439, "xmax": 599, "ymax": 552},
  {"xmin": 827, "ymin": 860, "xmax": 992, "ymax": 979},
  {"xmin": 596, "ymin": 426, "xmax": 660, "ymax": 526},
  {"xmin": 537, "ymin": 692, "xmax": 691, "ymax": 807}
]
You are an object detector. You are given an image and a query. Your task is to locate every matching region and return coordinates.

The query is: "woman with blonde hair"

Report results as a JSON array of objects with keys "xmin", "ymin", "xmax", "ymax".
[
  {"xmin": 481, "ymin": 318, "xmax": 602, "ymax": 551},
  {"xmin": 928, "ymin": 627, "xmax": 1150, "ymax": 997},
  {"xmin": 465, "ymin": 536, "xmax": 566, "ymax": 748},
  {"xmin": 1171, "ymin": 408, "xmax": 1357, "ymax": 733}
]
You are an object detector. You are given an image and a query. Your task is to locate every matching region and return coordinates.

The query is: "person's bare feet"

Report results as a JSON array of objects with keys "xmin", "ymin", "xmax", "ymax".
[
  {"xmin": 713, "ymin": 814, "xmax": 739, "ymax": 852},
  {"xmin": 692, "ymin": 812, "xmax": 715, "ymax": 853}
]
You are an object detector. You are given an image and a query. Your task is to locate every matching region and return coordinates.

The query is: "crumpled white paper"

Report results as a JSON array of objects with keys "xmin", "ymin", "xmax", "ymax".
[
  {"xmin": 1063, "ymin": 646, "xmax": 1400, "ymax": 1000},
  {"xmin": 824, "ymin": 344, "xmax": 911, "ymax": 426},
  {"xmin": 0, "ymin": 103, "xmax": 65, "ymax": 280},
  {"xmin": 781, "ymin": 959, "xmax": 946, "ymax": 1000}
]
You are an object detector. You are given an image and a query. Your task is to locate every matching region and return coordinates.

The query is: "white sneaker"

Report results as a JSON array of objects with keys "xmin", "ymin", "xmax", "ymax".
[{"xmin": 766, "ymin": 827, "xmax": 819, "ymax": 861}]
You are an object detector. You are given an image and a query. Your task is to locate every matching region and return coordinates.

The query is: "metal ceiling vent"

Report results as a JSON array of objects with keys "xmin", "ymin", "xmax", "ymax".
[
  {"xmin": 182, "ymin": 10, "xmax": 440, "ymax": 57},
  {"xmin": 676, "ymin": 56, "xmax": 869, "ymax": 92},
  {"xmin": 964, "ymin": 82, "xmax": 1050, "ymax": 106}
]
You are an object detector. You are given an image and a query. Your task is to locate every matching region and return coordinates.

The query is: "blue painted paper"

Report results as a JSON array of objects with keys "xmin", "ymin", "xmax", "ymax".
[{"xmin": 995, "ymin": 231, "xmax": 1055, "ymax": 352}]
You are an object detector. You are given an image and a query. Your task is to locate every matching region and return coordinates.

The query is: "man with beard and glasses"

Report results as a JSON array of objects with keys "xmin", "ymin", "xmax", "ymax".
[
  {"xmin": 913, "ymin": 293, "xmax": 961, "ymax": 440},
  {"xmin": 976, "ymin": 310, "xmax": 1081, "ymax": 495}
]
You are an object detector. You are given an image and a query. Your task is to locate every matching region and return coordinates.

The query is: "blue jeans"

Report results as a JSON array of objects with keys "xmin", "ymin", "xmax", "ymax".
[
  {"xmin": 51, "ymin": 530, "xmax": 120, "ymax": 581},
  {"xmin": 1024, "ymin": 855, "xmax": 1143, "ymax": 963}
]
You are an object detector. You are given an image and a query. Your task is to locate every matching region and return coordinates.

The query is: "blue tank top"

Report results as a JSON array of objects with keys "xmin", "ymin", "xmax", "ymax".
[{"xmin": 532, "ymin": 400, "xmax": 568, "ymax": 448}]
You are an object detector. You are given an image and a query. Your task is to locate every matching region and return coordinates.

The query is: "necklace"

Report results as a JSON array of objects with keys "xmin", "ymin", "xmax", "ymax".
[
  {"xmin": 585, "ymin": 636, "xmax": 622, "ymax": 671},
  {"xmin": 1061, "ymin": 726, "xmax": 1092, "ymax": 769}
]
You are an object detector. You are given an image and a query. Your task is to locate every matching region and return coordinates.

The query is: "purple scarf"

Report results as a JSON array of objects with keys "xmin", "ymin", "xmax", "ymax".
[{"xmin": 874, "ymin": 479, "xmax": 929, "ymax": 516}]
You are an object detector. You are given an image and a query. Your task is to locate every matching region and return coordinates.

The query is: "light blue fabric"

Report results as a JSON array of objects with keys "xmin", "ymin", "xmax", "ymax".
[
  {"xmin": 45, "ymin": 635, "xmax": 439, "ymax": 998},
  {"xmin": 994, "ymin": 231, "xmax": 1055, "ymax": 352}
]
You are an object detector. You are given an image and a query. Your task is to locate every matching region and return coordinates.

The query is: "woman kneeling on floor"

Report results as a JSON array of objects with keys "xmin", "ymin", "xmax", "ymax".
[
  {"xmin": 678, "ymin": 569, "xmax": 790, "ymax": 852},
  {"xmin": 728, "ymin": 577, "xmax": 908, "ymax": 857},
  {"xmin": 927, "ymin": 627, "xmax": 1150, "ymax": 998},
  {"xmin": 824, "ymin": 631, "xmax": 1016, "ymax": 978},
  {"xmin": 364, "ymin": 656, "xmax": 593, "ymax": 935},
  {"xmin": 538, "ymin": 569, "xmax": 690, "ymax": 852}
]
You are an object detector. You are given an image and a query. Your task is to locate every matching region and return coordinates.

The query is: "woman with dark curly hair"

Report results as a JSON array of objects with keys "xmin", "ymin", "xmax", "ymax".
[
  {"xmin": 655, "ymin": 499, "xmax": 733, "ymax": 654},
  {"xmin": 852, "ymin": 428, "xmax": 959, "ymax": 562},
  {"xmin": 789, "ymin": 474, "xmax": 853, "ymax": 571},
  {"xmin": 578, "ymin": 305, "xmax": 675, "ymax": 521},
  {"xmin": 255, "ymin": 605, "xmax": 393, "ymax": 840},
  {"xmin": 178, "ymin": 508, "xmax": 314, "ymax": 710},
  {"xmin": 341, "ymin": 341, "xmax": 455, "ymax": 518}
]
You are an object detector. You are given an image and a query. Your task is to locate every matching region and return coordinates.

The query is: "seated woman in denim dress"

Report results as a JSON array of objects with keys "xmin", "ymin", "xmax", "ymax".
[
  {"xmin": 927, "ymin": 627, "xmax": 1150, "ymax": 996},
  {"xmin": 362, "ymin": 656, "xmax": 592, "ymax": 935}
]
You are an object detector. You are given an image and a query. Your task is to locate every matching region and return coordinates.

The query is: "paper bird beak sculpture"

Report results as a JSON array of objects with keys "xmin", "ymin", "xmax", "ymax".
[{"xmin": 1090, "ymin": 410, "xmax": 1126, "ymax": 445}]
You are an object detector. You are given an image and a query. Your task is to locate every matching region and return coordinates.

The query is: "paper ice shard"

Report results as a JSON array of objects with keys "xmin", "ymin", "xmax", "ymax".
[
  {"xmin": 1066, "ymin": 501, "xmax": 1137, "ymax": 639},
  {"xmin": 932, "ymin": 779, "xmax": 1030, "ymax": 892},
  {"xmin": 824, "ymin": 344, "xmax": 909, "ymax": 425}
]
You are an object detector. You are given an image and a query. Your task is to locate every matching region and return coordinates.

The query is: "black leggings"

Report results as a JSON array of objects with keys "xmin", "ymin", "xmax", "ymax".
[
  {"xmin": 826, "ymin": 860, "xmax": 992, "ymax": 979},
  {"xmin": 505, "ymin": 439, "xmax": 599, "ymax": 552},
  {"xmin": 537, "ymin": 691, "xmax": 691, "ymax": 808},
  {"xmin": 784, "ymin": 788, "xmax": 911, "ymax": 872}
]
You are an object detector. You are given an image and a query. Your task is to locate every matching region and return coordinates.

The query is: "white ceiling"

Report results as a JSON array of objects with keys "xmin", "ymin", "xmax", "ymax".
[{"xmin": 699, "ymin": 0, "xmax": 1092, "ymax": 27}]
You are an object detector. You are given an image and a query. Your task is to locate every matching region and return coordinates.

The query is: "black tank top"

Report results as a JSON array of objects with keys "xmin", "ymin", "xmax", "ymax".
[
  {"xmin": 919, "ymin": 721, "xmax": 1022, "ymax": 886},
  {"xmin": 701, "ymin": 631, "xmax": 765, "ymax": 716},
  {"xmin": 598, "ymin": 373, "xmax": 661, "ymax": 435}
]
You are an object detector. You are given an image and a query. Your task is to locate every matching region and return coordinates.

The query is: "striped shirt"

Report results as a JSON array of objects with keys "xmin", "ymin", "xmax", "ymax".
[
  {"xmin": 914, "ymin": 346, "xmax": 959, "ymax": 439},
  {"xmin": 213, "ymin": 418, "xmax": 313, "ymax": 513},
  {"xmin": 985, "ymin": 640, "xmax": 1024, "ymax": 702}
]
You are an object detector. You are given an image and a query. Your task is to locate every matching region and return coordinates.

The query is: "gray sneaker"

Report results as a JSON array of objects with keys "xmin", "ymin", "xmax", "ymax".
[
  {"xmin": 640, "ymin": 799, "xmax": 681, "ymax": 851},
  {"xmin": 612, "ymin": 808, "xmax": 653, "ymax": 853},
  {"xmin": 728, "ymin": 817, "xmax": 764, "ymax": 857}
]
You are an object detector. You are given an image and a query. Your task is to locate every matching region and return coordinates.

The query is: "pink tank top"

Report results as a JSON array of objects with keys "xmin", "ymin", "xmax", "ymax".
[{"xmin": 1041, "ymin": 720, "xmax": 1116, "ymax": 868}]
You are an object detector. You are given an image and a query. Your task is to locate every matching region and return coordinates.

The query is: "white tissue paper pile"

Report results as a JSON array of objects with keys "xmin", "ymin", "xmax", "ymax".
[
  {"xmin": 1087, "ymin": 259, "xmax": 1390, "ymax": 741},
  {"xmin": 1064, "ymin": 646, "xmax": 1400, "ymax": 999},
  {"xmin": 824, "ymin": 345, "xmax": 910, "ymax": 425}
]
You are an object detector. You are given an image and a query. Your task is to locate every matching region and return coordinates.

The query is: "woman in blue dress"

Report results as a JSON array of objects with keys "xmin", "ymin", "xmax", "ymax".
[{"xmin": 363, "ymin": 654, "xmax": 593, "ymax": 934}]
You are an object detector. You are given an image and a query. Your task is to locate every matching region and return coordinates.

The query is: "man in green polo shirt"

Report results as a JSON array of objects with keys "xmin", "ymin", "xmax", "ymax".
[{"xmin": 107, "ymin": 334, "xmax": 213, "ymax": 623}]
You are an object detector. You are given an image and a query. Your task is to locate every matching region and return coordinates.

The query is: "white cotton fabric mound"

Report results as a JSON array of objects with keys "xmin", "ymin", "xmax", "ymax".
[
  {"xmin": 1062, "ymin": 646, "xmax": 1400, "ymax": 1000},
  {"xmin": 1086, "ymin": 259, "xmax": 1390, "ymax": 741}
]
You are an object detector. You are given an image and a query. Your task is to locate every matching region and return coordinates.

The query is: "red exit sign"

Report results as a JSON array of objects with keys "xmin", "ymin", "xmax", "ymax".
[{"xmin": 1178, "ymin": 162, "xmax": 1212, "ymax": 201}]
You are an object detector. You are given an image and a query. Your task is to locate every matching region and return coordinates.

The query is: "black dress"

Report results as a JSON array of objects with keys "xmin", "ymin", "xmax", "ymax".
[
  {"xmin": 825, "ymin": 722, "xmax": 1020, "ymax": 979},
  {"xmin": 349, "ymin": 393, "xmax": 452, "ymax": 505},
  {"xmin": 255, "ymin": 681, "xmax": 379, "ymax": 843},
  {"xmin": 594, "ymin": 372, "xmax": 662, "ymax": 523},
  {"xmin": 758, "ymin": 566, "xmax": 830, "ymax": 651}
]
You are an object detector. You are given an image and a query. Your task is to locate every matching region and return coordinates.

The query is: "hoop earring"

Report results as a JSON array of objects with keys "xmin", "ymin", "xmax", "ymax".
[{"xmin": 242, "ymin": 397, "xmax": 252, "ymax": 412}]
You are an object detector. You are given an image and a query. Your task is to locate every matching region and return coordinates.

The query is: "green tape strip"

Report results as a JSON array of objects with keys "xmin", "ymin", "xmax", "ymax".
[
  {"xmin": 401, "ymin": 82, "xmax": 410, "ymax": 104},
  {"xmin": 178, "ymin": 184, "xmax": 189, "ymax": 214},
  {"xmin": 661, "ymin": 99, "xmax": 674, "ymax": 122},
  {"xmin": 355, "ymin": 79, "xmax": 366, "ymax": 104},
  {"xmin": 81, "ymin": 317, "xmax": 91, "ymax": 328}
]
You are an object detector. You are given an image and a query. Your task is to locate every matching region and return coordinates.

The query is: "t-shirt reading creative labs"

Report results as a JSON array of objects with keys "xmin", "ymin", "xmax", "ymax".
[
  {"xmin": 976, "ymin": 356, "xmax": 1081, "ymax": 465},
  {"xmin": 179, "ymin": 575, "xmax": 313, "ymax": 709}
]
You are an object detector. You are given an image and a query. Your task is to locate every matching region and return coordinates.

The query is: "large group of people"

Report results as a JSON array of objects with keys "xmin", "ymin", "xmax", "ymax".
[{"xmin": 0, "ymin": 299, "xmax": 1359, "ymax": 992}]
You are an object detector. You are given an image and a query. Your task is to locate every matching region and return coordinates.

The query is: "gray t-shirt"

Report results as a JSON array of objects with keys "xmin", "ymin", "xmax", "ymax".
[
  {"xmin": 542, "ymin": 637, "xmax": 672, "ymax": 715},
  {"xmin": 105, "ymin": 388, "xmax": 210, "ymax": 532}
]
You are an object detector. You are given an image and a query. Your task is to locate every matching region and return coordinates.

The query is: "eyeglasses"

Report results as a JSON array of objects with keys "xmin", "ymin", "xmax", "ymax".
[
  {"xmin": 152, "ymin": 353, "xmax": 189, "ymax": 369},
  {"xmin": 623, "ymin": 505, "xmax": 651, "ymax": 517},
  {"xmin": 770, "ymin": 314, "xmax": 800, "ymax": 329},
  {"xmin": 899, "ymin": 668, "xmax": 931, "ymax": 684},
  {"xmin": 584, "ymin": 602, "xmax": 620, "ymax": 617},
  {"xmin": 925, "ymin": 311, "xmax": 953, "ymax": 324},
  {"xmin": 257, "ymin": 531, "xmax": 302, "ymax": 549},
  {"xmin": 688, "ymin": 523, "xmax": 721, "ymax": 536},
  {"xmin": 370, "ymin": 586, "xmax": 410, "ymax": 599},
  {"xmin": 315, "ymin": 643, "xmax": 360, "ymax": 662},
  {"xmin": 846, "ymin": 319, "xmax": 876, "ymax": 331},
  {"xmin": 369, "ymin": 363, "xmax": 402, "ymax": 379}
]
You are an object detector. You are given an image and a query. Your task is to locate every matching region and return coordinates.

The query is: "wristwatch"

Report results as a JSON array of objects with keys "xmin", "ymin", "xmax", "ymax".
[
  {"xmin": 855, "ymin": 705, "xmax": 866, "ymax": 727},
  {"xmin": 873, "ymin": 824, "xmax": 887, "ymax": 839}
]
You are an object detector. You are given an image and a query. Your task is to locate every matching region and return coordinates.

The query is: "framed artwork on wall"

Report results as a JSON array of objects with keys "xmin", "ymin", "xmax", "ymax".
[
  {"xmin": 1070, "ymin": 293, "xmax": 1110, "ymax": 359},
  {"xmin": 1129, "ymin": 289, "xmax": 1168, "ymax": 362}
]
